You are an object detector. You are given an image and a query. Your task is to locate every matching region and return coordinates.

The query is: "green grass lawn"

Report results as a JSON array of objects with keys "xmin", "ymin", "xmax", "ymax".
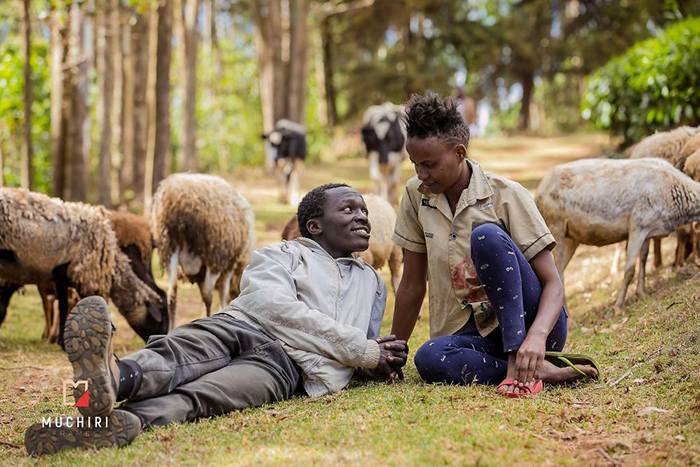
[{"xmin": 1, "ymin": 133, "xmax": 699, "ymax": 465}]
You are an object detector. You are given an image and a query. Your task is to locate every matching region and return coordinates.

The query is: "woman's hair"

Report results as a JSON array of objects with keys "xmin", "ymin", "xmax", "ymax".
[
  {"xmin": 297, "ymin": 183, "xmax": 350, "ymax": 238},
  {"xmin": 403, "ymin": 91, "xmax": 470, "ymax": 148}
]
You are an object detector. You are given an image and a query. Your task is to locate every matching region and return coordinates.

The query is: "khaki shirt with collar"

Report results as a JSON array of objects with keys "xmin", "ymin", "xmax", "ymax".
[{"xmin": 393, "ymin": 158, "xmax": 555, "ymax": 339}]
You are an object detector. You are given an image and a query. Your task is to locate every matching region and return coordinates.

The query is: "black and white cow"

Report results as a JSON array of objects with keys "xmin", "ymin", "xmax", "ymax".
[
  {"xmin": 263, "ymin": 119, "xmax": 307, "ymax": 206},
  {"xmin": 361, "ymin": 103, "xmax": 406, "ymax": 205}
]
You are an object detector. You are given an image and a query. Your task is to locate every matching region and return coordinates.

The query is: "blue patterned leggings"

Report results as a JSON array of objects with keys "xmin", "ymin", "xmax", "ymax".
[{"xmin": 414, "ymin": 223, "xmax": 567, "ymax": 385}]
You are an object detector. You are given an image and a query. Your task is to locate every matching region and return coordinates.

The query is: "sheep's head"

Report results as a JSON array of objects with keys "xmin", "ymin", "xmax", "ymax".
[{"xmin": 110, "ymin": 250, "xmax": 169, "ymax": 341}]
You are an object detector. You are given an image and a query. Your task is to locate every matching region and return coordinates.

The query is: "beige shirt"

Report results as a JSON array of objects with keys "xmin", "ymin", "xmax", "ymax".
[
  {"xmin": 223, "ymin": 238, "xmax": 386, "ymax": 397},
  {"xmin": 393, "ymin": 159, "xmax": 555, "ymax": 339}
]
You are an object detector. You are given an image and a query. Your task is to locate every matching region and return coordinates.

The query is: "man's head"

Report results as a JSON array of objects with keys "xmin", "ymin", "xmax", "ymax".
[
  {"xmin": 404, "ymin": 92, "xmax": 471, "ymax": 195},
  {"xmin": 297, "ymin": 184, "xmax": 371, "ymax": 258}
]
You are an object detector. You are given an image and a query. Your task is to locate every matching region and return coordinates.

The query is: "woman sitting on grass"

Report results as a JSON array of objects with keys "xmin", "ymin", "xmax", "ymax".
[{"xmin": 390, "ymin": 92, "xmax": 599, "ymax": 397}]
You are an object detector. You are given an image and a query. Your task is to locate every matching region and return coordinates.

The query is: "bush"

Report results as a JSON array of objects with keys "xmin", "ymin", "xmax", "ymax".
[{"xmin": 582, "ymin": 17, "xmax": 700, "ymax": 144}]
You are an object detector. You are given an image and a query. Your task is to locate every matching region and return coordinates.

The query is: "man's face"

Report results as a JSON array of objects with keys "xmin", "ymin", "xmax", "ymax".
[{"xmin": 308, "ymin": 187, "xmax": 371, "ymax": 258}]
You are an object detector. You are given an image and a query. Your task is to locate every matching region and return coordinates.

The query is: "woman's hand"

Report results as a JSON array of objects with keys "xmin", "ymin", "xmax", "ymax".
[{"xmin": 514, "ymin": 332, "xmax": 547, "ymax": 386}]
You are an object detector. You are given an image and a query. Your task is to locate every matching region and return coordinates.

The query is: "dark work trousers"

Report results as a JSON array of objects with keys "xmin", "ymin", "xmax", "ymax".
[
  {"xmin": 414, "ymin": 223, "xmax": 567, "ymax": 385},
  {"xmin": 120, "ymin": 314, "xmax": 301, "ymax": 427}
]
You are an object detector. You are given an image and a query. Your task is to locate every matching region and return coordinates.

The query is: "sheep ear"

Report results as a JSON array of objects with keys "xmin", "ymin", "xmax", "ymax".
[{"xmin": 147, "ymin": 301, "xmax": 164, "ymax": 323}]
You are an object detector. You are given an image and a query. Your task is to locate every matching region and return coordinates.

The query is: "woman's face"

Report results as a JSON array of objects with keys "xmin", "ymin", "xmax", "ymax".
[{"xmin": 406, "ymin": 137, "xmax": 468, "ymax": 195}]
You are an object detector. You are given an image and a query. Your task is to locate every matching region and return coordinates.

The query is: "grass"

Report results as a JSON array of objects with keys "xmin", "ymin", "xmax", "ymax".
[{"xmin": 2, "ymin": 133, "xmax": 699, "ymax": 465}]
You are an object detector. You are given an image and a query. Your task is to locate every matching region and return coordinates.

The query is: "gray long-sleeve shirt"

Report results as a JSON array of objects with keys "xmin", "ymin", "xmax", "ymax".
[{"xmin": 223, "ymin": 238, "xmax": 387, "ymax": 397}]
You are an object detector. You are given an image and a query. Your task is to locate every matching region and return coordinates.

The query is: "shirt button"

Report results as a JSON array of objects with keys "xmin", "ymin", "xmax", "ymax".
[
  {"xmin": 449, "ymin": 231, "xmax": 457, "ymax": 240},
  {"xmin": 461, "ymin": 299, "xmax": 468, "ymax": 306}
]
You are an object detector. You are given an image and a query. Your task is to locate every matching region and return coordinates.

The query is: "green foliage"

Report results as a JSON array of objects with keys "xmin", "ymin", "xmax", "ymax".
[
  {"xmin": 582, "ymin": 17, "xmax": 700, "ymax": 143},
  {"xmin": 0, "ymin": 34, "xmax": 51, "ymax": 193}
]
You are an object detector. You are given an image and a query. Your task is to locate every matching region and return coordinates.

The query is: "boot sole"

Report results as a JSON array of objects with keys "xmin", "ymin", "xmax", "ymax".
[
  {"xmin": 24, "ymin": 410, "xmax": 138, "ymax": 456},
  {"xmin": 64, "ymin": 296, "xmax": 116, "ymax": 418}
]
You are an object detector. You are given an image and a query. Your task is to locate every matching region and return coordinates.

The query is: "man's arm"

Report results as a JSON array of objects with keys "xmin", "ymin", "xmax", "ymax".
[
  {"xmin": 390, "ymin": 249, "xmax": 428, "ymax": 342},
  {"xmin": 233, "ymin": 245, "xmax": 381, "ymax": 369}
]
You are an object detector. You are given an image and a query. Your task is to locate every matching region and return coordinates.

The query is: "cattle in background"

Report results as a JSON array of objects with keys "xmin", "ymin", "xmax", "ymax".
[
  {"xmin": 361, "ymin": 103, "xmax": 406, "ymax": 206},
  {"xmin": 263, "ymin": 119, "xmax": 307, "ymax": 205}
]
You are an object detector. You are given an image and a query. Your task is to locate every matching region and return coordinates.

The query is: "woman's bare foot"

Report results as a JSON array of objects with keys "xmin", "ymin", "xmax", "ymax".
[
  {"xmin": 539, "ymin": 358, "xmax": 598, "ymax": 384},
  {"xmin": 496, "ymin": 354, "xmax": 598, "ymax": 396}
]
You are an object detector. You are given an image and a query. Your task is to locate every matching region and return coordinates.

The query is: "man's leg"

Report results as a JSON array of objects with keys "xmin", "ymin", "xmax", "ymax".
[{"xmin": 122, "ymin": 340, "xmax": 301, "ymax": 427}]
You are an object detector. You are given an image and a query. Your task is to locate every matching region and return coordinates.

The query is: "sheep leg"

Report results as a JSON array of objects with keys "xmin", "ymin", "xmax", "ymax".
[
  {"xmin": 378, "ymin": 163, "xmax": 391, "ymax": 203},
  {"xmin": 37, "ymin": 284, "xmax": 52, "ymax": 340},
  {"xmin": 674, "ymin": 226, "xmax": 688, "ymax": 268},
  {"xmin": 368, "ymin": 151, "xmax": 381, "ymax": 187},
  {"xmin": 614, "ymin": 233, "xmax": 647, "ymax": 311},
  {"xmin": 55, "ymin": 283, "xmax": 69, "ymax": 349},
  {"xmin": 49, "ymin": 299, "xmax": 60, "ymax": 344},
  {"xmin": 609, "ymin": 243, "xmax": 623, "ymax": 276},
  {"xmin": 167, "ymin": 251, "xmax": 179, "ymax": 331},
  {"xmin": 199, "ymin": 267, "xmax": 220, "ymax": 317},
  {"xmin": 636, "ymin": 239, "xmax": 650, "ymax": 297},
  {"xmin": 652, "ymin": 238, "xmax": 662, "ymax": 269},
  {"xmin": 288, "ymin": 159, "xmax": 303, "ymax": 206},
  {"xmin": 388, "ymin": 245, "xmax": 403, "ymax": 294},
  {"xmin": 388, "ymin": 152, "xmax": 403, "ymax": 206},
  {"xmin": 0, "ymin": 283, "xmax": 20, "ymax": 328},
  {"xmin": 692, "ymin": 222, "xmax": 700, "ymax": 266},
  {"xmin": 218, "ymin": 270, "xmax": 234, "ymax": 311}
]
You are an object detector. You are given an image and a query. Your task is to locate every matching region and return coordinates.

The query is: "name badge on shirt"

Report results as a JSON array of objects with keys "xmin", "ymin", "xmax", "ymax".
[
  {"xmin": 477, "ymin": 201, "xmax": 494, "ymax": 211},
  {"xmin": 421, "ymin": 198, "xmax": 437, "ymax": 209}
]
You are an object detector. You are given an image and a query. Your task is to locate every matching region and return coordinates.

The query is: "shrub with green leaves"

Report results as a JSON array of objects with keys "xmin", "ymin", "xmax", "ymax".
[{"xmin": 582, "ymin": 17, "xmax": 700, "ymax": 144}]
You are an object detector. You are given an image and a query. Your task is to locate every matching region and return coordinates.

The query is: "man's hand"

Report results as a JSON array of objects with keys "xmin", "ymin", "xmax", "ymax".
[
  {"xmin": 514, "ymin": 333, "xmax": 546, "ymax": 387},
  {"xmin": 375, "ymin": 335, "xmax": 408, "ymax": 381}
]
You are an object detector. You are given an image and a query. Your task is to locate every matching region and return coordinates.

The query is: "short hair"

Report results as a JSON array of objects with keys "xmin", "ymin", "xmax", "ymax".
[
  {"xmin": 297, "ymin": 183, "xmax": 351, "ymax": 238},
  {"xmin": 404, "ymin": 91, "xmax": 470, "ymax": 148}
]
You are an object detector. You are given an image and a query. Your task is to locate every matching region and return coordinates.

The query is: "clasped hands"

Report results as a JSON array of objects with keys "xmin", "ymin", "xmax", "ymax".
[{"xmin": 375, "ymin": 335, "xmax": 408, "ymax": 382}]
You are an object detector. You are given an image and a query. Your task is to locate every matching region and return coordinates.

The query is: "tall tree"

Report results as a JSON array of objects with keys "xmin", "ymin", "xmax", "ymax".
[
  {"xmin": 96, "ymin": 0, "xmax": 116, "ymax": 207},
  {"xmin": 144, "ymin": 0, "xmax": 173, "ymax": 213},
  {"xmin": 176, "ymin": 0, "xmax": 199, "ymax": 172},
  {"xmin": 20, "ymin": 0, "xmax": 33, "ymax": 190},
  {"xmin": 49, "ymin": 3, "xmax": 68, "ymax": 198},
  {"xmin": 131, "ymin": 10, "xmax": 150, "ymax": 208},
  {"xmin": 252, "ymin": 0, "xmax": 309, "ymax": 132}
]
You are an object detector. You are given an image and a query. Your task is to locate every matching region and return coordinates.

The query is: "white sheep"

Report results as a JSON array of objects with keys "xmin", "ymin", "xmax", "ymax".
[
  {"xmin": 152, "ymin": 174, "xmax": 255, "ymax": 329},
  {"xmin": 536, "ymin": 157, "xmax": 700, "ymax": 309},
  {"xmin": 0, "ymin": 188, "xmax": 169, "ymax": 346},
  {"xmin": 281, "ymin": 193, "xmax": 403, "ymax": 293}
]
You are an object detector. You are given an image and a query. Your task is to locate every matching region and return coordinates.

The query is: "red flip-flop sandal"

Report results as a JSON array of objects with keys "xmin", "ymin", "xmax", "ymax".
[{"xmin": 496, "ymin": 378, "xmax": 543, "ymax": 398}]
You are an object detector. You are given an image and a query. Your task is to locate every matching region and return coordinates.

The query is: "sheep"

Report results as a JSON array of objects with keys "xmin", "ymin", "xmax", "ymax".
[
  {"xmin": 263, "ymin": 119, "xmax": 307, "ymax": 205},
  {"xmin": 0, "ymin": 188, "xmax": 168, "ymax": 347},
  {"xmin": 630, "ymin": 127, "xmax": 700, "ymax": 267},
  {"xmin": 281, "ymin": 193, "xmax": 402, "ymax": 293},
  {"xmin": 535, "ymin": 157, "xmax": 700, "ymax": 310},
  {"xmin": 152, "ymin": 173, "xmax": 255, "ymax": 329},
  {"xmin": 38, "ymin": 211, "xmax": 157, "ymax": 343},
  {"xmin": 362, "ymin": 103, "xmax": 407, "ymax": 206}
]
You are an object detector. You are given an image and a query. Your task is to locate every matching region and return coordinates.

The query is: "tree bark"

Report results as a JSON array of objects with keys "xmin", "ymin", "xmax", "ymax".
[
  {"xmin": 287, "ymin": 0, "xmax": 308, "ymax": 125},
  {"xmin": 20, "ymin": 0, "xmax": 33, "ymax": 190},
  {"xmin": 50, "ymin": 5, "xmax": 68, "ymax": 198},
  {"xmin": 66, "ymin": 0, "xmax": 92, "ymax": 202},
  {"xmin": 320, "ymin": 16, "xmax": 336, "ymax": 127},
  {"xmin": 177, "ymin": 0, "xmax": 199, "ymax": 173},
  {"xmin": 253, "ymin": 0, "xmax": 283, "ymax": 133},
  {"xmin": 120, "ymin": 6, "xmax": 134, "ymax": 203},
  {"xmin": 131, "ymin": 11, "xmax": 149, "ymax": 209},
  {"xmin": 518, "ymin": 70, "xmax": 535, "ymax": 131},
  {"xmin": 96, "ymin": 0, "xmax": 115, "ymax": 207},
  {"xmin": 111, "ymin": 0, "xmax": 123, "ymax": 205},
  {"xmin": 144, "ymin": 0, "xmax": 173, "ymax": 214}
]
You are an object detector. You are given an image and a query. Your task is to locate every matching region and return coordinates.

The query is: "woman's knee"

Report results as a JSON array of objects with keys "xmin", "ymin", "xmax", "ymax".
[{"xmin": 414, "ymin": 338, "xmax": 451, "ymax": 382}]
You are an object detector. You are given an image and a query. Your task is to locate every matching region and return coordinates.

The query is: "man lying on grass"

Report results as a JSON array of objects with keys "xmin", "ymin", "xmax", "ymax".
[{"xmin": 25, "ymin": 183, "xmax": 407, "ymax": 456}]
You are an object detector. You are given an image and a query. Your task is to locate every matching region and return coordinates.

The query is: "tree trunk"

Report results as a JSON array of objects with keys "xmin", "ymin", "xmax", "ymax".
[
  {"xmin": 66, "ymin": 0, "xmax": 93, "ymax": 202},
  {"xmin": 96, "ymin": 0, "xmax": 115, "ymax": 207},
  {"xmin": 177, "ymin": 0, "xmax": 199, "ymax": 173},
  {"xmin": 0, "ymin": 141, "xmax": 5, "ymax": 187},
  {"xmin": 20, "ymin": 0, "xmax": 33, "ymax": 190},
  {"xmin": 287, "ymin": 0, "xmax": 308, "ymax": 125},
  {"xmin": 144, "ymin": 0, "xmax": 173, "ymax": 214},
  {"xmin": 111, "ymin": 0, "xmax": 123, "ymax": 205},
  {"xmin": 320, "ymin": 16, "xmax": 336, "ymax": 127},
  {"xmin": 518, "ymin": 70, "xmax": 535, "ymax": 131},
  {"xmin": 50, "ymin": 5, "xmax": 68, "ymax": 198},
  {"xmin": 252, "ymin": 0, "xmax": 283, "ymax": 133},
  {"xmin": 120, "ymin": 7, "xmax": 134, "ymax": 204},
  {"xmin": 131, "ymin": 11, "xmax": 149, "ymax": 209}
]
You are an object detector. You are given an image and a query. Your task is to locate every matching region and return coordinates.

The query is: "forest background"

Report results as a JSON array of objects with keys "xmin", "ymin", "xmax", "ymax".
[{"xmin": 2, "ymin": 0, "xmax": 700, "ymax": 210}]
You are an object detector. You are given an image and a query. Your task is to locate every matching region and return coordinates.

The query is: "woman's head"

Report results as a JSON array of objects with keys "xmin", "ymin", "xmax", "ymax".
[{"xmin": 403, "ymin": 92, "xmax": 471, "ymax": 196}]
